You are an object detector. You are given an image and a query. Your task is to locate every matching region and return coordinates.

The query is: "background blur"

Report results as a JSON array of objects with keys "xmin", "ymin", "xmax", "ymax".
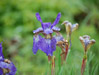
[{"xmin": 0, "ymin": 0, "xmax": 99, "ymax": 75}]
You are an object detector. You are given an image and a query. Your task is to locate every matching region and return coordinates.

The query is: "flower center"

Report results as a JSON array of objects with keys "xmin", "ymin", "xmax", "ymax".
[
  {"xmin": 1, "ymin": 59, "xmax": 11, "ymax": 74},
  {"xmin": 45, "ymin": 34, "xmax": 52, "ymax": 39},
  {"xmin": 3, "ymin": 68, "xmax": 10, "ymax": 74},
  {"xmin": 4, "ymin": 59, "xmax": 11, "ymax": 64}
]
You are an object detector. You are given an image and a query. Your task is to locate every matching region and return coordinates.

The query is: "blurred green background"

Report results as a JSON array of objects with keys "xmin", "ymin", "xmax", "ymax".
[{"xmin": 0, "ymin": 0, "xmax": 99, "ymax": 75}]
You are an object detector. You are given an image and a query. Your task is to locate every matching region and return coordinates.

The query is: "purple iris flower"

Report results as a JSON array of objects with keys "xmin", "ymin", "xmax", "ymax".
[
  {"xmin": 33, "ymin": 13, "xmax": 62, "ymax": 56},
  {"xmin": 0, "ymin": 43, "xmax": 16, "ymax": 75},
  {"xmin": 33, "ymin": 12, "xmax": 61, "ymax": 34}
]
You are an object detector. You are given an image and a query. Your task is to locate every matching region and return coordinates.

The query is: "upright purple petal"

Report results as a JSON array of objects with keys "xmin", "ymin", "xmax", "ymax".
[
  {"xmin": 41, "ymin": 22, "xmax": 51, "ymax": 30},
  {"xmin": 41, "ymin": 22, "xmax": 53, "ymax": 34},
  {"xmin": 36, "ymin": 13, "xmax": 43, "ymax": 23},
  {"xmin": 51, "ymin": 13, "xmax": 61, "ymax": 28}
]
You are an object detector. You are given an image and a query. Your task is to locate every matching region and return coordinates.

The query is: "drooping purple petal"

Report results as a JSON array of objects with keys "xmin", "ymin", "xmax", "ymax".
[
  {"xmin": 48, "ymin": 38, "xmax": 56, "ymax": 56},
  {"xmin": 33, "ymin": 35, "xmax": 42, "ymax": 54},
  {"xmin": 7, "ymin": 62, "xmax": 17, "ymax": 75},
  {"xmin": 39, "ymin": 37, "xmax": 56, "ymax": 56},
  {"xmin": 38, "ymin": 36, "xmax": 46, "ymax": 53},
  {"xmin": 51, "ymin": 38, "xmax": 57, "ymax": 52},
  {"xmin": 52, "ymin": 26, "xmax": 60, "ymax": 31},
  {"xmin": 54, "ymin": 35, "xmax": 63, "ymax": 42},
  {"xmin": 0, "ymin": 43, "xmax": 4, "ymax": 61},
  {"xmin": 36, "ymin": 13, "xmax": 43, "ymax": 23},
  {"xmin": 0, "ymin": 62, "xmax": 8, "ymax": 69},
  {"xmin": 51, "ymin": 13, "xmax": 61, "ymax": 28},
  {"xmin": 0, "ymin": 68, "xmax": 3, "ymax": 74},
  {"xmin": 33, "ymin": 27, "xmax": 43, "ymax": 34},
  {"xmin": 46, "ymin": 40, "xmax": 52, "ymax": 56}
]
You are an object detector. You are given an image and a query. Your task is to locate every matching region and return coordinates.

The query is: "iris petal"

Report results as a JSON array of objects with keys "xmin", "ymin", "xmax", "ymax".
[
  {"xmin": 44, "ymin": 38, "xmax": 56, "ymax": 56},
  {"xmin": 44, "ymin": 28, "xmax": 53, "ymax": 34},
  {"xmin": 51, "ymin": 38, "xmax": 57, "ymax": 52},
  {"xmin": 51, "ymin": 13, "xmax": 61, "ymax": 28},
  {"xmin": 0, "ymin": 61, "xmax": 16, "ymax": 75},
  {"xmin": 41, "ymin": 23, "xmax": 51, "ymax": 29},
  {"xmin": 54, "ymin": 35, "xmax": 63, "ymax": 42},
  {"xmin": 36, "ymin": 13, "xmax": 42, "ymax": 23},
  {"xmin": 33, "ymin": 35, "xmax": 41, "ymax": 54},
  {"xmin": 0, "ymin": 68, "xmax": 3, "ymax": 74},
  {"xmin": 38, "ymin": 37, "xmax": 56, "ymax": 56},
  {"xmin": 8, "ymin": 62, "xmax": 16, "ymax": 75},
  {"xmin": 52, "ymin": 26, "xmax": 60, "ymax": 31},
  {"xmin": 33, "ymin": 27, "xmax": 43, "ymax": 34},
  {"xmin": 41, "ymin": 22, "xmax": 53, "ymax": 34}
]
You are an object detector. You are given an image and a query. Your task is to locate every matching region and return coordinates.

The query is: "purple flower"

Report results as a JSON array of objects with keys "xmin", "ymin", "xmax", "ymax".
[
  {"xmin": 33, "ymin": 13, "xmax": 62, "ymax": 56},
  {"xmin": 33, "ymin": 12, "xmax": 61, "ymax": 34},
  {"xmin": 0, "ymin": 43, "xmax": 16, "ymax": 75}
]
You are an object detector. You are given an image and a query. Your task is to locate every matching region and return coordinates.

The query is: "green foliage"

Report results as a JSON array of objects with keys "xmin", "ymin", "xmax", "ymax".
[{"xmin": 0, "ymin": 0, "xmax": 99, "ymax": 75}]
